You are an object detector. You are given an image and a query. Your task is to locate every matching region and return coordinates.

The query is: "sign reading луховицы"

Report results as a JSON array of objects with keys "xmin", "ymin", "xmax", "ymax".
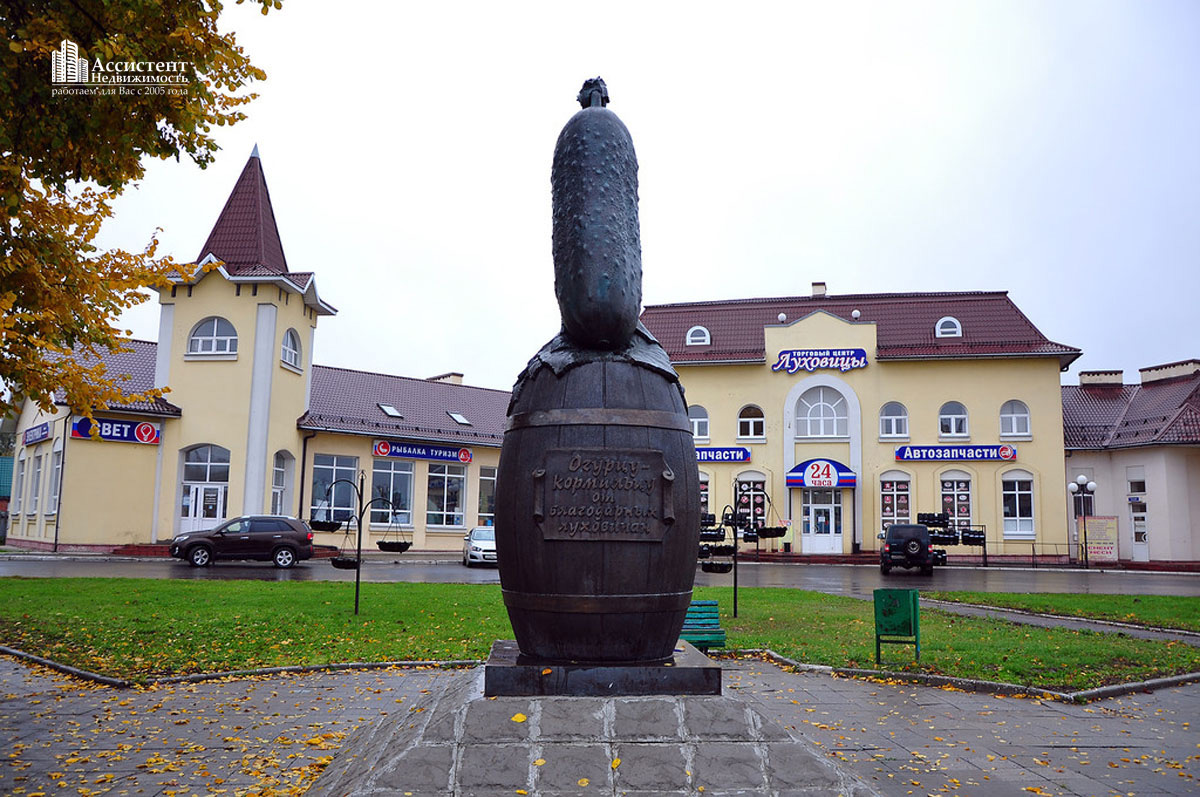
[
  {"xmin": 772, "ymin": 348, "xmax": 868, "ymax": 374},
  {"xmin": 373, "ymin": 440, "xmax": 473, "ymax": 464},
  {"xmin": 894, "ymin": 445, "xmax": 1017, "ymax": 462}
]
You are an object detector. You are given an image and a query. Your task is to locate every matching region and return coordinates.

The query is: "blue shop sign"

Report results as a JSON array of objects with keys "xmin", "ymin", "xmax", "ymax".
[
  {"xmin": 23, "ymin": 422, "xmax": 51, "ymax": 446},
  {"xmin": 895, "ymin": 444, "xmax": 1017, "ymax": 462},
  {"xmin": 373, "ymin": 439, "xmax": 473, "ymax": 464},
  {"xmin": 695, "ymin": 447, "xmax": 751, "ymax": 463},
  {"xmin": 71, "ymin": 416, "xmax": 161, "ymax": 444},
  {"xmin": 772, "ymin": 348, "xmax": 868, "ymax": 374},
  {"xmin": 787, "ymin": 458, "xmax": 857, "ymax": 488}
]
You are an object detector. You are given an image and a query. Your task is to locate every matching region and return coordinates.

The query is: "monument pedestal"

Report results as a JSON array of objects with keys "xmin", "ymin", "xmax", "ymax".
[{"xmin": 484, "ymin": 639, "xmax": 722, "ymax": 697}]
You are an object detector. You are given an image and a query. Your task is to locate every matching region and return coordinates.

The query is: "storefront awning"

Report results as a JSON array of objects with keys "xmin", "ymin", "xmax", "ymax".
[{"xmin": 787, "ymin": 459, "xmax": 857, "ymax": 488}]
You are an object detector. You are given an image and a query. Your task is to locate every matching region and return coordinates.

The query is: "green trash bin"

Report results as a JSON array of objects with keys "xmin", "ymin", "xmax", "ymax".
[{"xmin": 874, "ymin": 588, "xmax": 920, "ymax": 664}]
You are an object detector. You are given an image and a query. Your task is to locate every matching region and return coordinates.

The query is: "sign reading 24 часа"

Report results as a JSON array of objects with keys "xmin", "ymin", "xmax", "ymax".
[{"xmin": 772, "ymin": 348, "xmax": 868, "ymax": 374}]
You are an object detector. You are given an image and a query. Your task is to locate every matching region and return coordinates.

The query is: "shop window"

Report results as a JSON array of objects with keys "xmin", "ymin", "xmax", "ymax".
[
  {"xmin": 699, "ymin": 473, "xmax": 710, "ymax": 516},
  {"xmin": 938, "ymin": 401, "xmax": 969, "ymax": 437},
  {"xmin": 737, "ymin": 405, "xmax": 765, "ymax": 439},
  {"xmin": 180, "ymin": 444, "xmax": 232, "ymax": 525},
  {"xmin": 879, "ymin": 471, "xmax": 911, "ymax": 531},
  {"xmin": 688, "ymin": 405, "xmax": 710, "ymax": 439},
  {"xmin": 879, "ymin": 402, "xmax": 909, "ymax": 438},
  {"xmin": 187, "ymin": 316, "xmax": 238, "ymax": 355},
  {"xmin": 48, "ymin": 438, "xmax": 63, "ymax": 514},
  {"xmin": 1002, "ymin": 470, "xmax": 1035, "ymax": 536},
  {"xmin": 371, "ymin": 459, "xmax": 413, "ymax": 525},
  {"xmin": 796, "ymin": 386, "xmax": 848, "ymax": 438},
  {"xmin": 940, "ymin": 471, "xmax": 972, "ymax": 528},
  {"xmin": 935, "ymin": 316, "xmax": 962, "ymax": 338},
  {"xmin": 183, "ymin": 444, "xmax": 231, "ymax": 483},
  {"xmin": 478, "ymin": 466, "xmax": 497, "ymax": 526},
  {"xmin": 29, "ymin": 453, "xmax": 42, "ymax": 515},
  {"xmin": 12, "ymin": 451, "xmax": 25, "ymax": 515},
  {"xmin": 281, "ymin": 328, "xmax": 301, "ymax": 369},
  {"xmin": 686, "ymin": 325, "xmax": 710, "ymax": 346},
  {"xmin": 1000, "ymin": 400, "xmax": 1030, "ymax": 437},
  {"xmin": 311, "ymin": 453, "xmax": 357, "ymax": 522},
  {"xmin": 427, "ymin": 463, "xmax": 466, "ymax": 526},
  {"xmin": 735, "ymin": 473, "xmax": 767, "ymax": 531},
  {"xmin": 271, "ymin": 451, "xmax": 293, "ymax": 515}
]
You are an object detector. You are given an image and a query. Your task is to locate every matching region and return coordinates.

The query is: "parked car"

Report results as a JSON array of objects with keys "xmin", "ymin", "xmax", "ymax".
[
  {"xmin": 462, "ymin": 526, "xmax": 497, "ymax": 567},
  {"xmin": 879, "ymin": 523, "xmax": 944, "ymax": 575},
  {"xmin": 170, "ymin": 516, "xmax": 314, "ymax": 569}
]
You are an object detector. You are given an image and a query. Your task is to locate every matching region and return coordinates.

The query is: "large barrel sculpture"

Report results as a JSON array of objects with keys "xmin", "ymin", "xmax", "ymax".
[{"xmin": 495, "ymin": 79, "xmax": 701, "ymax": 663}]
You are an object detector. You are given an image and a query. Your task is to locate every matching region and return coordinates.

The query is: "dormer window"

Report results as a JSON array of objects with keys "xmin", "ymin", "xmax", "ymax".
[
  {"xmin": 935, "ymin": 316, "xmax": 962, "ymax": 338},
  {"xmin": 685, "ymin": 325, "xmax": 711, "ymax": 346},
  {"xmin": 378, "ymin": 404, "xmax": 403, "ymax": 418},
  {"xmin": 447, "ymin": 411, "xmax": 471, "ymax": 426},
  {"xmin": 281, "ymin": 328, "xmax": 301, "ymax": 369},
  {"xmin": 188, "ymin": 316, "xmax": 238, "ymax": 355}
]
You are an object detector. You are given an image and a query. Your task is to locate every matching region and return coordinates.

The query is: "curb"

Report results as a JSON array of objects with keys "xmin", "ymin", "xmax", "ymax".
[
  {"xmin": 920, "ymin": 599, "xmax": 1200, "ymax": 640},
  {"xmin": 743, "ymin": 648, "xmax": 1200, "ymax": 704}
]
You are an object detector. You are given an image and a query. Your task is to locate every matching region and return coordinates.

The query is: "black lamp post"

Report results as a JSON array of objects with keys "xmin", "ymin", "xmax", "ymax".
[
  {"xmin": 325, "ymin": 473, "xmax": 394, "ymax": 615},
  {"xmin": 1067, "ymin": 474, "xmax": 1096, "ymax": 568}
]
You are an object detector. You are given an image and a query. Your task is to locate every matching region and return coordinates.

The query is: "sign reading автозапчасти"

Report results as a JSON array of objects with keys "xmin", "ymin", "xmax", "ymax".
[
  {"xmin": 538, "ymin": 448, "xmax": 672, "ymax": 542},
  {"xmin": 772, "ymin": 348, "xmax": 868, "ymax": 374},
  {"xmin": 895, "ymin": 445, "xmax": 1017, "ymax": 462}
]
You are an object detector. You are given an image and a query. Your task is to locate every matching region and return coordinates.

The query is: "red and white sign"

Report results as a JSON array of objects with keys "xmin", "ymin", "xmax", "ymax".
[
  {"xmin": 804, "ymin": 460, "xmax": 837, "ymax": 487},
  {"xmin": 458, "ymin": 448, "xmax": 473, "ymax": 463},
  {"xmin": 374, "ymin": 440, "xmax": 391, "ymax": 457},
  {"xmin": 134, "ymin": 422, "xmax": 158, "ymax": 444}
]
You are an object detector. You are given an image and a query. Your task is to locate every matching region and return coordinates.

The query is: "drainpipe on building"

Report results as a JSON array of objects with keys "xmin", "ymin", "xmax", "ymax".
[
  {"xmin": 297, "ymin": 430, "xmax": 317, "ymax": 519},
  {"xmin": 52, "ymin": 413, "xmax": 69, "ymax": 553}
]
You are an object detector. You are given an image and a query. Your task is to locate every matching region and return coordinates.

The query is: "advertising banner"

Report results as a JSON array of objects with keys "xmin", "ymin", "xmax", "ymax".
[
  {"xmin": 23, "ymin": 422, "xmax": 51, "ymax": 446},
  {"xmin": 895, "ymin": 445, "xmax": 1017, "ymax": 462},
  {"xmin": 71, "ymin": 416, "xmax": 161, "ymax": 444},
  {"xmin": 695, "ymin": 447, "xmax": 751, "ymax": 463},
  {"xmin": 787, "ymin": 459, "xmax": 857, "ymax": 488},
  {"xmin": 772, "ymin": 348, "xmax": 868, "ymax": 374},
  {"xmin": 373, "ymin": 440, "xmax": 472, "ymax": 464},
  {"xmin": 1081, "ymin": 516, "xmax": 1119, "ymax": 563}
]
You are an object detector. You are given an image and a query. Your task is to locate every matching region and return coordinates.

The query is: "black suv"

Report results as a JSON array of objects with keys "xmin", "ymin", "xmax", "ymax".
[
  {"xmin": 170, "ymin": 516, "xmax": 314, "ymax": 569},
  {"xmin": 879, "ymin": 523, "xmax": 944, "ymax": 575}
]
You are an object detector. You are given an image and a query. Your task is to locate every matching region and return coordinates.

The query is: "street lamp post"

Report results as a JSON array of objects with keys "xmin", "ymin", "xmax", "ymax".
[{"xmin": 1067, "ymin": 474, "xmax": 1096, "ymax": 568}]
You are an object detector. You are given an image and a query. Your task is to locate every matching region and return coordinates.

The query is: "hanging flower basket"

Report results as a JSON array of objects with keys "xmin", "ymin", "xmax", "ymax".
[
  {"xmin": 757, "ymin": 526, "xmax": 788, "ymax": 539},
  {"xmin": 376, "ymin": 541, "xmax": 412, "ymax": 553},
  {"xmin": 700, "ymin": 561, "xmax": 733, "ymax": 574},
  {"xmin": 309, "ymin": 519, "xmax": 343, "ymax": 532},
  {"xmin": 330, "ymin": 556, "xmax": 360, "ymax": 570}
]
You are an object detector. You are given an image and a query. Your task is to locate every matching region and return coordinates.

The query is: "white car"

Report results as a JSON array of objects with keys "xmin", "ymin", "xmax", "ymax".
[{"xmin": 462, "ymin": 526, "xmax": 497, "ymax": 567}]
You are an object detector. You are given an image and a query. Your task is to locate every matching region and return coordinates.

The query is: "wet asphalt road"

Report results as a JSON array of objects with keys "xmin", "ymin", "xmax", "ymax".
[{"xmin": 1, "ymin": 555, "xmax": 1198, "ymax": 597}]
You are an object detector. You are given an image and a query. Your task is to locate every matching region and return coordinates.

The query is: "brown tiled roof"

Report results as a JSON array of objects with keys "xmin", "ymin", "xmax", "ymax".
[
  {"xmin": 1063, "ymin": 371, "xmax": 1200, "ymax": 449},
  {"xmin": 196, "ymin": 150, "xmax": 288, "ymax": 274},
  {"xmin": 300, "ymin": 365, "xmax": 509, "ymax": 448},
  {"xmin": 54, "ymin": 340, "xmax": 182, "ymax": 417},
  {"xmin": 641, "ymin": 291, "xmax": 1080, "ymax": 369}
]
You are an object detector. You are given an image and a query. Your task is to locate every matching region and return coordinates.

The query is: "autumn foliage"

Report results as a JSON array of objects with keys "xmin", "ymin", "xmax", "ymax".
[{"xmin": 0, "ymin": 0, "xmax": 279, "ymax": 419}]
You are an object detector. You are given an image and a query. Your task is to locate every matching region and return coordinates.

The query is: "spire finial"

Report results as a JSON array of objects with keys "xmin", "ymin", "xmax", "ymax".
[{"xmin": 251, "ymin": 143, "xmax": 260, "ymax": 158}]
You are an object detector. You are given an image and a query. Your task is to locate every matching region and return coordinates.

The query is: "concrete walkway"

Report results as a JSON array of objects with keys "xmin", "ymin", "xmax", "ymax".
[{"xmin": 2, "ymin": 654, "xmax": 1197, "ymax": 796}]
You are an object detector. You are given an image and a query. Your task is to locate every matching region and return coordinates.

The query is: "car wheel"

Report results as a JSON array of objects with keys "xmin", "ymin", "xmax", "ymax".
[
  {"xmin": 273, "ymin": 547, "xmax": 296, "ymax": 569},
  {"xmin": 905, "ymin": 539, "xmax": 922, "ymax": 556},
  {"xmin": 188, "ymin": 546, "xmax": 212, "ymax": 567},
  {"xmin": 880, "ymin": 562, "xmax": 891, "ymax": 574},
  {"xmin": 463, "ymin": 556, "xmax": 473, "ymax": 568}
]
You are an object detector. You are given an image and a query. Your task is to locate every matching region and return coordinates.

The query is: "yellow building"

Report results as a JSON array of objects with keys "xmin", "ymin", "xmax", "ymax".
[
  {"xmin": 8, "ymin": 150, "xmax": 506, "ymax": 554},
  {"xmin": 640, "ymin": 282, "xmax": 1081, "ymax": 562}
]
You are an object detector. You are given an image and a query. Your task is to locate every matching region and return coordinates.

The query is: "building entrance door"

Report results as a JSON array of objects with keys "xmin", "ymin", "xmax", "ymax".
[
  {"xmin": 1130, "ymin": 502, "xmax": 1149, "ymax": 562},
  {"xmin": 799, "ymin": 488, "xmax": 842, "ymax": 554},
  {"xmin": 181, "ymin": 484, "xmax": 227, "ymax": 534}
]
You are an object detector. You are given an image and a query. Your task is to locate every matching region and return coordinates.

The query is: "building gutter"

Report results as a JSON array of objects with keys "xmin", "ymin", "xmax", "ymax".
[
  {"xmin": 52, "ymin": 413, "xmax": 69, "ymax": 553},
  {"xmin": 296, "ymin": 430, "xmax": 318, "ymax": 519}
]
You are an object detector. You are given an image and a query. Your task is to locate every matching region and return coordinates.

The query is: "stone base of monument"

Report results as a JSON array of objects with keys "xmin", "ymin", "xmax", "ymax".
[
  {"xmin": 309, "ymin": 666, "xmax": 877, "ymax": 796},
  {"xmin": 484, "ymin": 639, "xmax": 722, "ymax": 697}
]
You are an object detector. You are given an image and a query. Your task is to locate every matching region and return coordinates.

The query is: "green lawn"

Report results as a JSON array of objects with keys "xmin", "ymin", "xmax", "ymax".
[
  {"xmin": 925, "ymin": 591, "xmax": 1200, "ymax": 632},
  {"xmin": 1, "ymin": 578, "xmax": 1198, "ymax": 692}
]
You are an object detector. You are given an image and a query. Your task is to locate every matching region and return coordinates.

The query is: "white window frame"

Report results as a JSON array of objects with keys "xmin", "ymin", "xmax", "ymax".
[
  {"xmin": 48, "ymin": 438, "xmax": 63, "ymax": 515},
  {"xmin": 935, "ymin": 316, "xmax": 962, "ymax": 338},
  {"xmin": 426, "ymin": 463, "xmax": 467, "ymax": 527},
  {"xmin": 1002, "ymin": 470, "xmax": 1035, "ymax": 537},
  {"xmin": 879, "ymin": 470, "xmax": 911, "ymax": 531},
  {"xmin": 281, "ymin": 328, "xmax": 301, "ymax": 370},
  {"xmin": 271, "ymin": 452, "xmax": 290, "ymax": 516},
  {"xmin": 1000, "ymin": 399, "xmax": 1031, "ymax": 438},
  {"xmin": 29, "ymin": 453, "xmax": 43, "ymax": 515},
  {"xmin": 311, "ymin": 454, "xmax": 358, "ymax": 522},
  {"xmin": 795, "ymin": 386, "xmax": 848, "ymax": 439},
  {"xmin": 688, "ymin": 405, "xmax": 710, "ymax": 440},
  {"xmin": 878, "ymin": 402, "xmax": 909, "ymax": 439},
  {"xmin": 478, "ymin": 466, "xmax": 497, "ymax": 526},
  {"xmin": 371, "ymin": 458, "xmax": 414, "ymax": 525},
  {"xmin": 737, "ymin": 405, "xmax": 765, "ymax": 440},
  {"xmin": 940, "ymin": 471, "xmax": 973, "ymax": 528},
  {"xmin": 187, "ymin": 316, "xmax": 238, "ymax": 356},
  {"xmin": 685, "ymin": 325, "xmax": 711, "ymax": 346},
  {"xmin": 939, "ymin": 401, "xmax": 969, "ymax": 438},
  {"xmin": 12, "ymin": 451, "xmax": 25, "ymax": 515},
  {"xmin": 735, "ymin": 473, "xmax": 768, "ymax": 531}
]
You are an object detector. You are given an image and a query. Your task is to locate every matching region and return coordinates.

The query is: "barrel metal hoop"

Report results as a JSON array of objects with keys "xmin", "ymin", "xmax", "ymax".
[
  {"xmin": 502, "ymin": 589, "xmax": 693, "ymax": 614},
  {"xmin": 507, "ymin": 408, "xmax": 690, "ymax": 433}
]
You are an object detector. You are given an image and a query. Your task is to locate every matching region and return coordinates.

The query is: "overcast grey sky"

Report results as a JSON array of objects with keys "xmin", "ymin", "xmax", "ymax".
[{"xmin": 100, "ymin": 0, "xmax": 1200, "ymax": 392}]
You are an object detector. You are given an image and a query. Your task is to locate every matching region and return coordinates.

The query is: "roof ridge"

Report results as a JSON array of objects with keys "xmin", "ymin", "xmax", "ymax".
[
  {"xmin": 311, "ymin": 363, "xmax": 512, "ymax": 395},
  {"xmin": 643, "ymin": 290, "xmax": 1009, "ymax": 311}
]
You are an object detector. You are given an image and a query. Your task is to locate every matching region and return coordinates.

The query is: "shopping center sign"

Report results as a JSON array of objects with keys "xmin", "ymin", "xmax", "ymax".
[
  {"xmin": 771, "ymin": 348, "xmax": 868, "ymax": 374},
  {"xmin": 894, "ymin": 445, "xmax": 1017, "ymax": 462},
  {"xmin": 373, "ymin": 440, "xmax": 473, "ymax": 464}
]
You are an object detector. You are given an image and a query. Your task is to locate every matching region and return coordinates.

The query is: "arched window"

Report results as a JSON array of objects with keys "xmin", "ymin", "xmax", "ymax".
[
  {"xmin": 180, "ymin": 444, "xmax": 232, "ymax": 531},
  {"xmin": 940, "ymin": 469, "xmax": 972, "ymax": 528},
  {"xmin": 12, "ymin": 450, "xmax": 25, "ymax": 515},
  {"xmin": 737, "ymin": 405, "xmax": 765, "ymax": 439},
  {"xmin": 1000, "ymin": 399, "xmax": 1030, "ymax": 437},
  {"xmin": 735, "ymin": 471, "xmax": 767, "ymax": 531},
  {"xmin": 935, "ymin": 316, "xmax": 962, "ymax": 338},
  {"xmin": 687, "ymin": 405, "xmax": 710, "ymax": 439},
  {"xmin": 686, "ymin": 325, "xmax": 711, "ymax": 346},
  {"xmin": 271, "ymin": 451, "xmax": 294, "ymax": 515},
  {"xmin": 281, "ymin": 328, "xmax": 301, "ymax": 369},
  {"xmin": 795, "ymin": 387, "xmax": 848, "ymax": 438},
  {"xmin": 183, "ymin": 444, "xmax": 231, "ymax": 484},
  {"xmin": 188, "ymin": 316, "xmax": 238, "ymax": 355},
  {"xmin": 879, "ymin": 402, "xmax": 908, "ymax": 438},
  {"xmin": 879, "ymin": 469, "xmax": 911, "ymax": 530},
  {"xmin": 938, "ymin": 401, "xmax": 968, "ymax": 437}
]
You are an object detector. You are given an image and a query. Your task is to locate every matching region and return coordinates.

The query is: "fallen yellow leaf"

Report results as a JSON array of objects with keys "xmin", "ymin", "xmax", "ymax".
[{"xmin": 511, "ymin": 713, "xmax": 527, "ymax": 723}]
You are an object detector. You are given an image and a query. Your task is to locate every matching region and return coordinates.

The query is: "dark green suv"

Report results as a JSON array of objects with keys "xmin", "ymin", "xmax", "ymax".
[{"xmin": 880, "ymin": 523, "xmax": 938, "ymax": 575}]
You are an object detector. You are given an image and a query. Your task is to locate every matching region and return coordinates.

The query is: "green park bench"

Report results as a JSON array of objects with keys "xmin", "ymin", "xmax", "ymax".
[{"xmin": 680, "ymin": 600, "xmax": 727, "ymax": 652}]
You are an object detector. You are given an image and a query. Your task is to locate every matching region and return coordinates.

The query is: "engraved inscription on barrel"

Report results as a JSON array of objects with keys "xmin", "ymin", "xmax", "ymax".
[{"xmin": 537, "ymin": 448, "xmax": 674, "ymax": 542}]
